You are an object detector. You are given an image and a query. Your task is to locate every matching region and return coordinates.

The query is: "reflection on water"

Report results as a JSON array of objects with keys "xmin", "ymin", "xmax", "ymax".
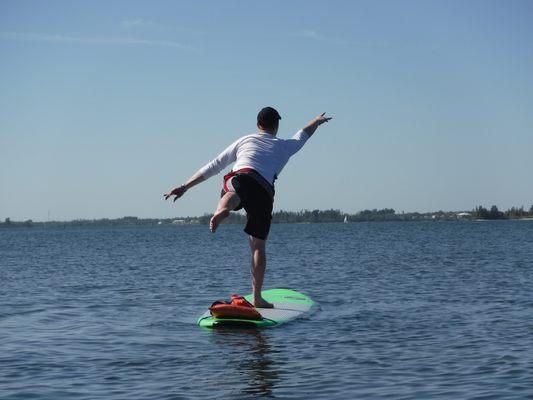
[{"xmin": 210, "ymin": 328, "xmax": 280, "ymax": 397}]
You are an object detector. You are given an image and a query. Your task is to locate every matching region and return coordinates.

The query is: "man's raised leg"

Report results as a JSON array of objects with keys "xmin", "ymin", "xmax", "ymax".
[
  {"xmin": 210, "ymin": 192, "xmax": 240, "ymax": 233},
  {"xmin": 249, "ymin": 236, "xmax": 274, "ymax": 308}
]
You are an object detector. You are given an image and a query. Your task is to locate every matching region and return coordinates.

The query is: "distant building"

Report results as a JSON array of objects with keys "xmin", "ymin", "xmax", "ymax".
[
  {"xmin": 457, "ymin": 212, "xmax": 471, "ymax": 219},
  {"xmin": 172, "ymin": 219, "xmax": 187, "ymax": 224}
]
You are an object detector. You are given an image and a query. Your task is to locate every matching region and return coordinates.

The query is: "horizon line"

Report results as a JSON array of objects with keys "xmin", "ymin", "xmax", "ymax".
[{"xmin": 6, "ymin": 206, "xmax": 532, "ymax": 224}]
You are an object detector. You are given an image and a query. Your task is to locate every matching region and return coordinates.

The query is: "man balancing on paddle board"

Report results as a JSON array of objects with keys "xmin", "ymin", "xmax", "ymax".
[{"xmin": 164, "ymin": 107, "xmax": 332, "ymax": 308}]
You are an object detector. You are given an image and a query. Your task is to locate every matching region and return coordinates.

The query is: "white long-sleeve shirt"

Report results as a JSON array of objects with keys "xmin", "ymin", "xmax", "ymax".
[{"xmin": 198, "ymin": 130, "xmax": 310, "ymax": 186}]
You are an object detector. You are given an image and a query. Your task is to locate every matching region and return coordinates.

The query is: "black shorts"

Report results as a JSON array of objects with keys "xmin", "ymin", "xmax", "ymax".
[{"xmin": 231, "ymin": 174, "xmax": 273, "ymax": 240}]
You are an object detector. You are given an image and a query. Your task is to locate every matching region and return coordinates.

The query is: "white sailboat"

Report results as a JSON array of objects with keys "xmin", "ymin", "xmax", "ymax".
[{"xmin": 343, "ymin": 216, "xmax": 348, "ymax": 223}]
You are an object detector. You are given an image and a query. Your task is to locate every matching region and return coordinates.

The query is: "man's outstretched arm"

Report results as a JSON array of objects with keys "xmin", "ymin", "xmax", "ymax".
[
  {"xmin": 164, "ymin": 171, "xmax": 206, "ymax": 202},
  {"xmin": 285, "ymin": 112, "xmax": 333, "ymax": 156},
  {"xmin": 164, "ymin": 137, "xmax": 241, "ymax": 202}
]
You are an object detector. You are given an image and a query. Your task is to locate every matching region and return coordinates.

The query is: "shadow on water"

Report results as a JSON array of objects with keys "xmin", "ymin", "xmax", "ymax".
[{"xmin": 209, "ymin": 327, "xmax": 280, "ymax": 398}]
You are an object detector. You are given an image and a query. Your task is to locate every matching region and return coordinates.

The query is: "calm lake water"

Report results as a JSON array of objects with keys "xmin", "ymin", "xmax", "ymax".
[{"xmin": 1, "ymin": 221, "xmax": 533, "ymax": 399}]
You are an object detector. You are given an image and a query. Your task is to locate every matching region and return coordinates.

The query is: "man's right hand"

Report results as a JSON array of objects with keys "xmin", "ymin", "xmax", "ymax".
[
  {"xmin": 303, "ymin": 112, "xmax": 333, "ymax": 136},
  {"xmin": 164, "ymin": 185, "xmax": 187, "ymax": 202},
  {"xmin": 314, "ymin": 112, "xmax": 332, "ymax": 126}
]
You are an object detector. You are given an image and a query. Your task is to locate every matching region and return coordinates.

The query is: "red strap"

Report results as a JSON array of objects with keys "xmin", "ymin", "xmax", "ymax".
[
  {"xmin": 223, "ymin": 168, "xmax": 255, "ymax": 192},
  {"xmin": 230, "ymin": 294, "xmax": 255, "ymax": 309}
]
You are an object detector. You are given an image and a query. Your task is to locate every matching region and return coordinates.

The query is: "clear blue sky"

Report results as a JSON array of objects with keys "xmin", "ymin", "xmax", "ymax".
[{"xmin": 1, "ymin": 0, "xmax": 532, "ymax": 221}]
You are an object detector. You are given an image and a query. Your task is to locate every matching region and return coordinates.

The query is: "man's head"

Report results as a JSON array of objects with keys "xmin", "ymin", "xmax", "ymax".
[{"xmin": 257, "ymin": 106, "xmax": 281, "ymax": 135}]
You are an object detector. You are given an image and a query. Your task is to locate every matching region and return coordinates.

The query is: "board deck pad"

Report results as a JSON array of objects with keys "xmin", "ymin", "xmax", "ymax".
[{"xmin": 197, "ymin": 288, "xmax": 314, "ymax": 328}]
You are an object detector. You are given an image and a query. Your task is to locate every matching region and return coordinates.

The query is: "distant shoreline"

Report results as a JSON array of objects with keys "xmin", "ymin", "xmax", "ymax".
[{"xmin": 2, "ymin": 206, "xmax": 532, "ymax": 229}]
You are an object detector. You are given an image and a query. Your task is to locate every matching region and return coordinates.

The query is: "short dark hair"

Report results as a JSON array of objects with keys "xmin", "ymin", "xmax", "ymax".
[{"xmin": 257, "ymin": 106, "xmax": 281, "ymax": 131}]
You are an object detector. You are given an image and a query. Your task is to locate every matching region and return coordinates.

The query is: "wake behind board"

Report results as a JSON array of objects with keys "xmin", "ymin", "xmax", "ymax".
[{"xmin": 197, "ymin": 288, "xmax": 314, "ymax": 328}]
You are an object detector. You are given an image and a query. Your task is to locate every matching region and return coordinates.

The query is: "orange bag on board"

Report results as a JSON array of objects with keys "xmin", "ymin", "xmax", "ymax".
[{"xmin": 209, "ymin": 294, "xmax": 262, "ymax": 320}]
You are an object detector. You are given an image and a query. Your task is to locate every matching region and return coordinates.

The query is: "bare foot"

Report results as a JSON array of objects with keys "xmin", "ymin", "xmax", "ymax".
[
  {"xmin": 253, "ymin": 298, "xmax": 274, "ymax": 309},
  {"xmin": 209, "ymin": 209, "xmax": 230, "ymax": 233}
]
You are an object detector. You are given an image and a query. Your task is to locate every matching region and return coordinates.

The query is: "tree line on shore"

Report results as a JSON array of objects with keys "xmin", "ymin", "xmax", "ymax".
[
  {"xmin": 472, "ymin": 205, "xmax": 533, "ymax": 220},
  {"xmin": 2, "ymin": 204, "xmax": 532, "ymax": 228}
]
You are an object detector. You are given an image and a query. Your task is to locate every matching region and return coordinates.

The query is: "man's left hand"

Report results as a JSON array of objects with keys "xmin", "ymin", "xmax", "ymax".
[{"xmin": 164, "ymin": 186, "xmax": 187, "ymax": 202}]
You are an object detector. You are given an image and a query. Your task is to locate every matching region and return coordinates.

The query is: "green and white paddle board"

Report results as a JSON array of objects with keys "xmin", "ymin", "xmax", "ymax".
[{"xmin": 197, "ymin": 288, "xmax": 314, "ymax": 328}]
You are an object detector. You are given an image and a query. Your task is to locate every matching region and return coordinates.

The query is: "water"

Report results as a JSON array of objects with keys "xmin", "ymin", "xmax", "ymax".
[{"xmin": 1, "ymin": 221, "xmax": 532, "ymax": 399}]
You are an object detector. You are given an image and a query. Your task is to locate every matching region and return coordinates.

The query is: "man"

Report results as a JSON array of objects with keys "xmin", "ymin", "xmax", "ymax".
[{"xmin": 164, "ymin": 107, "xmax": 332, "ymax": 308}]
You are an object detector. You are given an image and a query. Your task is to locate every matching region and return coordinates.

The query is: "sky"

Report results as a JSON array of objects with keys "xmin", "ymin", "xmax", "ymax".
[{"xmin": 1, "ymin": 0, "xmax": 532, "ymax": 221}]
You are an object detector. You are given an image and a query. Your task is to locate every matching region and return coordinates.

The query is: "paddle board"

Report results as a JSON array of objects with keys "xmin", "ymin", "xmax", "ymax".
[{"xmin": 197, "ymin": 288, "xmax": 314, "ymax": 328}]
